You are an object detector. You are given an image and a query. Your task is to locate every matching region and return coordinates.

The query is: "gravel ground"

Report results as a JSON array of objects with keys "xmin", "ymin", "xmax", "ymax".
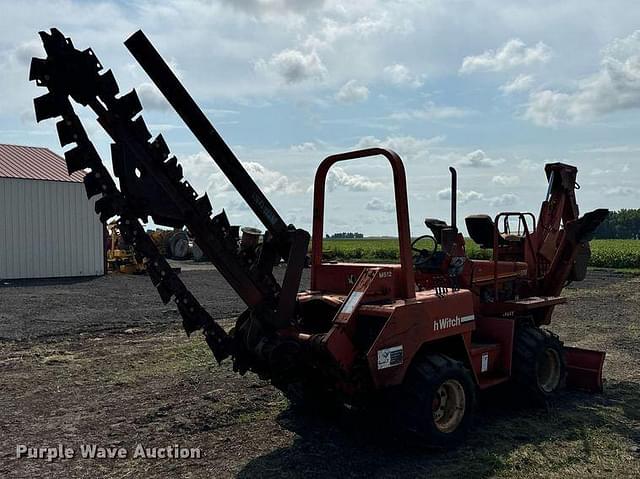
[{"xmin": 0, "ymin": 268, "xmax": 638, "ymax": 478}]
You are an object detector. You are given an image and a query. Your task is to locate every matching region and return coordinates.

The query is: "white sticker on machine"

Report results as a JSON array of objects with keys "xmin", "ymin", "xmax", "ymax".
[
  {"xmin": 377, "ymin": 346, "xmax": 403, "ymax": 370},
  {"xmin": 481, "ymin": 352, "xmax": 489, "ymax": 372},
  {"xmin": 341, "ymin": 291, "xmax": 364, "ymax": 314}
]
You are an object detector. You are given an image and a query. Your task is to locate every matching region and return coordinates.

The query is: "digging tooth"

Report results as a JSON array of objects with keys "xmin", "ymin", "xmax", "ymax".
[
  {"xmin": 164, "ymin": 156, "xmax": 183, "ymax": 180},
  {"xmin": 131, "ymin": 116, "xmax": 151, "ymax": 142},
  {"xmin": 195, "ymin": 194, "xmax": 212, "ymax": 217},
  {"xmin": 80, "ymin": 48, "xmax": 102, "ymax": 73},
  {"xmin": 212, "ymin": 210, "xmax": 231, "ymax": 230},
  {"xmin": 110, "ymin": 143, "xmax": 125, "ymax": 178},
  {"xmin": 83, "ymin": 171, "xmax": 105, "ymax": 199},
  {"xmin": 33, "ymin": 92, "xmax": 65, "ymax": 122},
  {"xmin": 29, "ymin": 57, "xmax": 49, "ymax": 85},
  {"xmin": 165, "ymin": 164, "xmax": 183, "ymax": 182},
  {"xmin": 64, "ymin": 145, "xmax": 92, "ymax": 175},
  {"xmin": 56, "ymin": 117, "xmax": 83, "ymax": 147},
  {"xmin": 157, "ymin": 282, "xmax": 173, "ymax": 304},
  {"xmin": 147, "ymin": 267, "xmax": 162, "ymax": 286},
  {"xmin": 94, "ymin": 195, "xmax": 119, "ymax": 223},
  {"xmin": 39, "ymin": 28, "xmax": 68, "ymax": 55},
  {"xmin": 96, "ymin": 69, "xmax": 119, "ymax": 100},
  {"xmin": 174, "ymin": 164, "xmax": 184, "ymax": 181},
  {"xmin": 204, "ymin": 325, "xmax": 231, "ymax": 363},
  {"xmin": 150, "ymin": 134, "xmax": 170, "ymax": 162},
  {"xmin": 114, "ymin": 89, "xmax": 142, "ymax": 120}
]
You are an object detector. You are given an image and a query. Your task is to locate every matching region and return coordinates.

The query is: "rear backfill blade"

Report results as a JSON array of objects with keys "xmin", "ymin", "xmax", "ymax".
[{"xmin": 565, "ymin": 346, "xmax": 605, "ymax": 392}]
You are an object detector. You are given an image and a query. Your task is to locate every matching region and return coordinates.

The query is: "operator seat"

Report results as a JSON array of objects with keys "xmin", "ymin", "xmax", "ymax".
[
  {"xmin": 465, "ymin": 215, "xmax": 495, "ymax": 248},
  {"xmin": 465, "ymin": 215, "xmax": 525, "ymax": 249},
  {"xmin": 424, "ymin": 218, "xmax": 448, "ymax": 244}
]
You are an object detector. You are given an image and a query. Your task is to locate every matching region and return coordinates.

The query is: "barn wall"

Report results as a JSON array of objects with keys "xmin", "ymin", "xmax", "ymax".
[{"xmin": 0, "ymin": 178, "xmax": 104, "ymax": 279}]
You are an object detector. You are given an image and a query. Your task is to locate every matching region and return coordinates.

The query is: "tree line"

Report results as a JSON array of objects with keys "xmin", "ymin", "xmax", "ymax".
[{"xmin": 593, "ymin": 209, "xmax": 640, "ymax": 239}]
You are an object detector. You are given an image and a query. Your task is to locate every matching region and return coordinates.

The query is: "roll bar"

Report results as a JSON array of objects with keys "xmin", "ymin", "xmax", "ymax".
[{"xmin": 310, "ymin": 148, "xmax": 415, "ymax": 299}]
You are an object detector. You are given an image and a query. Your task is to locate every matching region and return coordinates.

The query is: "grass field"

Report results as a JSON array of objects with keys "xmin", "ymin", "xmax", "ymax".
[{"xmin": 321, "ymin": 238, "xmax": 640, "ymax": 269}]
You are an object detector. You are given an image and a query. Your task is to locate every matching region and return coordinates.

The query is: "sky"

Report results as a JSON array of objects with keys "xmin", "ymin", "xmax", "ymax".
[{"xmin": 1, "ymin": 0, "xmax": 639, "ymax": 236}]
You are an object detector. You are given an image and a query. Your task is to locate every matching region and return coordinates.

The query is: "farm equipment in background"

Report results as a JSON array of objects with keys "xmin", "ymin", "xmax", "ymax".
[
  {"xmin": 31, "ymin": 29, "xmax": 609, "ymax": 447},
  {"xmin": 106, "ymin": 222, "xmax": 145, "ymax": 274},
  {"xmin": 148, "ymin": 228, "xmax": 190, "ymax": 260}
]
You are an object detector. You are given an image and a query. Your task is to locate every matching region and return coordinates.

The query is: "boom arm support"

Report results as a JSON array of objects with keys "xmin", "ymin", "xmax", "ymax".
[{"xmin": 124, "ymin": 31, "xmax": 293, "ymax": 260}]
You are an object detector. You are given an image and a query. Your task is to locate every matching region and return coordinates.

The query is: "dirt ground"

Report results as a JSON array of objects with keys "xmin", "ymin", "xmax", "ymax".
[{"xmin": 0, "ymin": 267, "xmax": 639, "ymax": 478}]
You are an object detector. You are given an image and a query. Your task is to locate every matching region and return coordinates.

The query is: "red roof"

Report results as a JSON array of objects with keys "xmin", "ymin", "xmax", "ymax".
[{"xmin": 0, "ymin": 143, "xmax": 85, "ymax": 183}]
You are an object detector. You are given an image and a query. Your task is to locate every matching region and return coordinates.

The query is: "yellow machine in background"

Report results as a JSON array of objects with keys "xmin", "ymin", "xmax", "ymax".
[{"xmin": 106, "ymin": 222, "xmax": 146, "ymax": 274}]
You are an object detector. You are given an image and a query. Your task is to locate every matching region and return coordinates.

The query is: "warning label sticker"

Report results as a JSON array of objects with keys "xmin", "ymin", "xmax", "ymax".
[
  {"xmin": 377, "ymin": 346, "xmax": 404, "ymax": 370},
  {"xmin": 481, "ymin": 352, "xmax": 489, "ymax": 372}
]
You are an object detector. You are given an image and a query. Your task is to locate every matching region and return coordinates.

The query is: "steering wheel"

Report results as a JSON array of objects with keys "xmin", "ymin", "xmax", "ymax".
[{"xmin": 411, "ymin": 234, "xmax": 438, "ymax": 259}]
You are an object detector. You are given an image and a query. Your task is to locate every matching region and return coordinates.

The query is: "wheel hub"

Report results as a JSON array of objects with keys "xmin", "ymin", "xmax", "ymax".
[
  {"xmin": 432, "ymin": 379, "xmax": 466, "ymax": 433},
  {"xmin": 537, "ymin": 347, "xmax": 562, "ymax": 393}
]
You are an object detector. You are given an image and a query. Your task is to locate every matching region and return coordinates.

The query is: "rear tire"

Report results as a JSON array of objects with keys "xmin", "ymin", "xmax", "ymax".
[
  {"xmin": 169, "ymin": 231, "xmax": 190, "ymax": 260},
  {"xmin": 512, "ymin": 326, "xmax": 566, "ymax": 401},
  {"xmin": 394, "ymin": 354, "xmax": 476, "ymax": 448}
]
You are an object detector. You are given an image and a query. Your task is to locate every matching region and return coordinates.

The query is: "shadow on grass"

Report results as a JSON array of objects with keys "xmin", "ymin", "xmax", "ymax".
[{"xmin": 238, "ymin": 380, "xmax": 640, "ymax": 478}]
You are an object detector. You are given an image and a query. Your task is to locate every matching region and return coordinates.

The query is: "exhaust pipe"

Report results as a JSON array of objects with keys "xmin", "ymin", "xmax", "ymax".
[{"xmin": 449, "ymin": 167, "xmax": 457, "ymax": 231}]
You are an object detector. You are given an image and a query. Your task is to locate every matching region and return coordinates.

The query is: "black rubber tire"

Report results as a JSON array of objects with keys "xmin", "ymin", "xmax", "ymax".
[
  {"xmin": 512, "ymin": 326, "xmax": 566, "ymax": 401},
  {"xmin": 394, "ymin": 354, "xmax": 476, "ymax": 448},
  {"xmin": 192, "ymin": 242, "xmax": 206, "ymax": 262},
  {"xmin": 168, "ymin": 232, "xmax": 190, "ymax": 260}
]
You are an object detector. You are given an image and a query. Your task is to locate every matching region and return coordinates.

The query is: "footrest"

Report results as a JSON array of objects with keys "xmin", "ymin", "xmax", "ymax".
[{"xmin": 482, "ymin": 296, "xmax": 566, "ymax": 314}]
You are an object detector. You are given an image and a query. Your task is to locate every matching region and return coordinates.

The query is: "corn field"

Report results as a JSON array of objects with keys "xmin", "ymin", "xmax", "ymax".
[{"xmin": 320, "ymin": 238, "xmax": 640, "ymax": 269}]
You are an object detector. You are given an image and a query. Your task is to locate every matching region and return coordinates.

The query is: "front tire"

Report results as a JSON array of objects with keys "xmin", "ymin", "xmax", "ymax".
[
  {"xmin": 394, "ymin": 354, "xmax": 476, "ymax": 448},
  {"xmin": 512, "ymin": 326, "xmax": 566, "ymax": 400}
]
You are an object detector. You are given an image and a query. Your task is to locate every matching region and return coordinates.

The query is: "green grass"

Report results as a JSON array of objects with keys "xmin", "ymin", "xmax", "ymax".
[{"xmin": 320, "ymin": 237, "xmax": 640, "ymax": 268}]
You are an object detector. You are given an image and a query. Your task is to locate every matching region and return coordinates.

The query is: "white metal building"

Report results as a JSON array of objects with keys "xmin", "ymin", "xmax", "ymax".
[{"xmin": 0, "ymin": 144, "xmax": 104, "ymax": 279}]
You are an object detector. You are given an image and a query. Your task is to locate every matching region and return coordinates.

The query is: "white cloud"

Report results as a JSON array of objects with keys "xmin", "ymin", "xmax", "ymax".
[
  {"xmin": 365, "ymin": 197, "xmax": 395, "ymax": 213},
  {"xmin": 383, "ymin": 63, "xmax": 424, "ymax": 88},
  {"xmin": 243, "ymin": 161, "xmax": 304, "ymax": 194},
  {"xmin": 335, "ymin": 79, "xmax": 369, "ymax": 103},
  {"xmin": 390, "ymin": 102, "xmax": 473, "ymax": 121},
  {"xmin": 12, "ymin": 40, "xmax": 43, "ymax": 66},
  {"xmin": 290, "ymin": 141, "xmax": 317, "ymax": 152},
  {"xmin": 255, "ymin": 48, "xmax": 327, "ymax": 84},
  {"xmin": 590, "ymin": 168, "xmax": 613, "ymax": 176},
  {"xmin": 326, "ymin": 166, "xmax": 383, "ymax": 192},
  {"xmin": 137, "ymin": 83, "xmax": 171, "ymax": 112},
  {"xmin": 488, "ymin": 193, "xmax": 519, "ymax": 207},
  {"xmin": 518, "ymin": 159, "xmax": 543, "ymax": 171},
  {"xmin": 354, "ymin": 135, "xmax": 444, "ymax": 161},
  {"xmin": 219, "ymin": 0, "xmax": 326, "ymax": 16},
  {"xmin": 184, "ymin": 152, "xmax": 303, "ymax": 196},
  {"xmin": 525, "ymin": 30, "xmax": 640, "ymax": 126},
  {"xmin": 492, "ymin": 175, "xmax": 520, "ymax": 186},
  {"xmin": 500, "ymin": 74, "xmax": 534, "ymax": 94},
  {"xmin": 460, "ymin": 39, "xmax": 551, "ymax": 74},
  {"xmin": 457, "ymin": 150, "xmax": 505, "ymax": 168},
  {"xmin": 604, "ymin": 186, "xmax": 638, "ymax": 196},
  {"xmin": 437, "ymin": 188, "xmax": 484, "ymax": 204},
  {"xmin": 582, "ymin": 145, "xmax": 640, "ymax": 153}
]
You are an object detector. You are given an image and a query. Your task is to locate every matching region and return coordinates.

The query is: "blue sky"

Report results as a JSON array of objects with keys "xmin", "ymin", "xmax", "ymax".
[{"xmin": 1, "ymin": 0, "xmax": 639, "ymax": 235}]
